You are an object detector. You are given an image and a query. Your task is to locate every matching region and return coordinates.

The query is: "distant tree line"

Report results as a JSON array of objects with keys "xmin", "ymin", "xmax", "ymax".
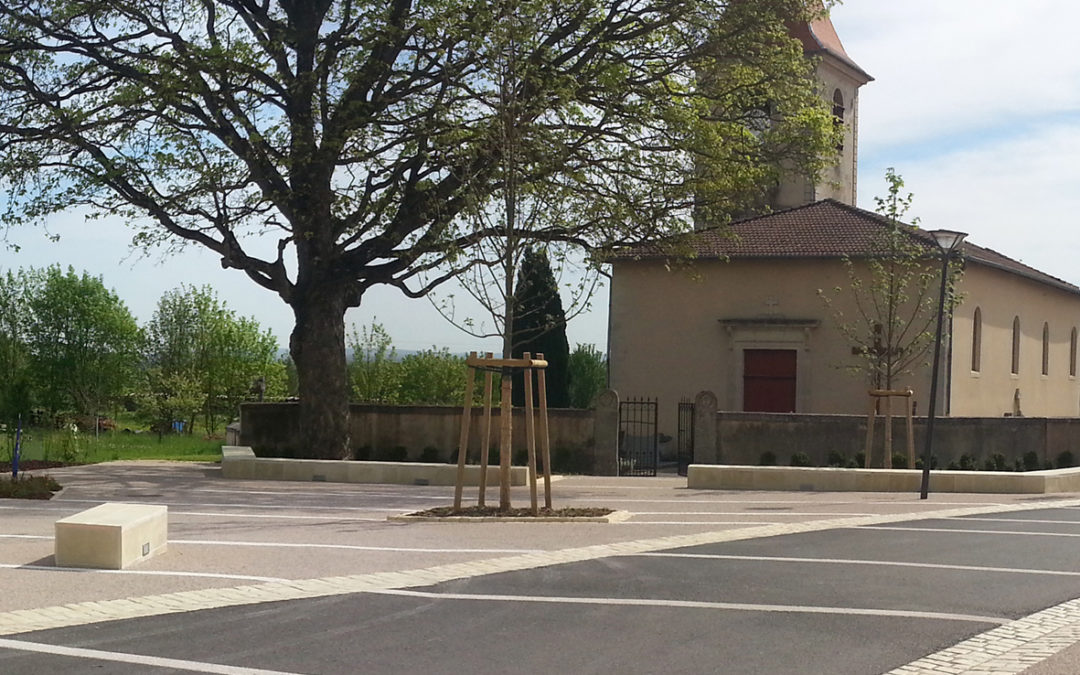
[
  {"xmin": 0, "ymin": 266, "xmax": 286, "ymax": 434},
  {"xmin": 347, "ymin": 322, "xmax": 607, "ymax": 411},
  {"xmin": 0, "ymin": 265, "xmax": 609, "ymax": 434}
]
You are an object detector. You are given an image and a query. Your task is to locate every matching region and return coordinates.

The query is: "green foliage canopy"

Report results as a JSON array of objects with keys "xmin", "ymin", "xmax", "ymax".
[
  {"xmin": 25, "ymin": 266, "xmax": 143, "ymax": 416},
  {"xmin": 145, "ymin": 285, "xmax": 284, "ymax": 433},
  {"xmin": 567, "ymin": 344, "xmax": 607, "ymax": 409},
  {"xmin": 511, "ymin": 248, "xmax": 570, "ymax": 407},
  {"xmin": 0, "ymin": 0, "xmax": 839, "ymax": 457}
]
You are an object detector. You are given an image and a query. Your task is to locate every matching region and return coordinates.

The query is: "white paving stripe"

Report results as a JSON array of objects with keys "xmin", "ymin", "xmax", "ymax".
[
  {"xmin": 633, "ymin": 553, "xmax": 1080, "ymax": 578},
  {"xmin": 66, "ymin": 488, "xmax": 455, "ymax": 501},
  {"xmin": 0, "ymin": 564, "xmax": 287, "ymax": 583},
  {"xmin": 173, "ymin": 511, "xmax": 388, "ymax": 521},
  {"xmin": 0, "ymin": 637, "xmax": 305, "ymax": 675},
  {"xmin": 631, "ymin": 511, "xmax": 877, "ymax": 516},
  {"xmin": 0, "ymin": 533, "xmax": 544, "ymax": 555},
  {"xmin": 53, "ymin": 498, "xmax": 424, "ymax": 511},
  {"xmin": 170, "ymin": 540, "xmax": 546, "ymax": 554},
  {"xmin": 366, "ymin": 588, "xmax": 1009, "ymax": 625},
  {"xmin": 949, "ymin": 516, "xmax": 1080, "ymax": 525},
  {"xmin": 862, "ymin": 525, "xmax": 1080, "ymax": 538},
  {"xmin": 616, "ymin": 521, "xmax": 782, "ymax": 526},
  {"xmin": 573, "ymin": 498, "xmax": 1012, "ymax": 505}
]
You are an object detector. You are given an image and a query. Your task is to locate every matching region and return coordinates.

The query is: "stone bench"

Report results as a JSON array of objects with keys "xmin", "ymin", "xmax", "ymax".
[{"xmin": 55, "ymin": 503, "xmax": 168, "ymax": 570}]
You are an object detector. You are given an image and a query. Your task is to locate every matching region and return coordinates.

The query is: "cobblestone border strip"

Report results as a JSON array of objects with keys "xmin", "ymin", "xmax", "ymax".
[
  {"xmin": 887, "ymin": 597, "xmax": 1080, "ymax": 674},
  {"xmin": 2, "ymin": 497, "xmax": 1079, "ymax": 639}
]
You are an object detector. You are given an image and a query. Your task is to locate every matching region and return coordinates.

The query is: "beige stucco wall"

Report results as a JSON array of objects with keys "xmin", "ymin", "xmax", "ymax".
[
  {"xmin": 608, "ymin": 257, "xmax": 935, "ymax": 438},
  {"xmin": 950, "ymin": 264, "xmax": 1080, "ymax": 417},
  {"xmin": 609, "ymin": 256, "xmax": 1080, "ymax": 440}
]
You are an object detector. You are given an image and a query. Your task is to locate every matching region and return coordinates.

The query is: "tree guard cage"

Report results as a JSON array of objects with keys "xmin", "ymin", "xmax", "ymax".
[{"xmin": 454, "ymin": 352, "xmax": 553, "ymax": 514}]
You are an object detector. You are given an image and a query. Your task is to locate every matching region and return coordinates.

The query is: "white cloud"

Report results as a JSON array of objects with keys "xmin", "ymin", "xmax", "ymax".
[
  {"xmin": 833, "ymin": 1, "xmax": 1080, "ymax": 152},
  {"xmin": 857, "ymin": 122, "xmax": 1080, "ymax": 287}
]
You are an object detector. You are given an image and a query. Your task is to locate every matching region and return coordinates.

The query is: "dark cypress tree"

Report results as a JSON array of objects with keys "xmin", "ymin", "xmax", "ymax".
[{"xmin": 510, "ymin": 248, "xmax": 570, "ymax": 408}]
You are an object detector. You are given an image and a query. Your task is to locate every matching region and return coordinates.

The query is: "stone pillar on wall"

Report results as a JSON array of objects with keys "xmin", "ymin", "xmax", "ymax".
[
  {"xmin": 693, "ymin": 391, "xmax": 719, "ymax": 465},
  {"xmin": 592, "ymin": 389, "xmax": 620, "ymax": 476}
]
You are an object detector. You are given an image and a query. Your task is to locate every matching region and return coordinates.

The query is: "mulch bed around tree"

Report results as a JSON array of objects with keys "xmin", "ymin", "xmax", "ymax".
[
  {"xmin": 0, "ymin": 474, "xmax": 62, "ymax": 500},
  {"xmin": 0, "ymin": 460, "xmax": 66, "ymax": 473},
  {"xmin": 409, "ymin": 506, "xmax": 614, "ymax": 519}
]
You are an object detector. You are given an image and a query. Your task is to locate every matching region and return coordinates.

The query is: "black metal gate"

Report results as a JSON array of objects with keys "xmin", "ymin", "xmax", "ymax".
[
  {"xmin": 619, "ymin": 397, "xmax": 658, "ymax": 477},
  {"xmin": 677, "ymin": 398, "xmax": 695, "ymax": 476}
]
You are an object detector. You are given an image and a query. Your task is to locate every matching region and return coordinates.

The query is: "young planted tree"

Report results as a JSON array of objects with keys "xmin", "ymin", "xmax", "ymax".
[
  {"xmin": 0, "ymin": 0, "xmax": 837, "ymax": 457},
  {"xmin": 819, "ymin": 170, "xmax": 963, "ymax": 393}
]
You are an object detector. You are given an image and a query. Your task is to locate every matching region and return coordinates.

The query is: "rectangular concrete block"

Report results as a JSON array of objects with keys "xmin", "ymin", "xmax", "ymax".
[
  {"xmin": 686, "ymin": 464, "xmax": 1072, "ymax": 494},
  {"xmin": 221, "ymin": 451, "xmax": 532, "ymax": 488},
  {"xmin": 55, "ymin": 503, "xmax": 167, "ymax": 570},
  {"xmin": 221, "ymin": 446, "xmax": 256, "ymax": 479}
]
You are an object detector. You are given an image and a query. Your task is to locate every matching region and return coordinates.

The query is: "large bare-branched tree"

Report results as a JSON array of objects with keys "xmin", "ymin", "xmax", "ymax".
[{"xmin": 0, "ymin": 0, "xmax": 837, "ymax": 457}]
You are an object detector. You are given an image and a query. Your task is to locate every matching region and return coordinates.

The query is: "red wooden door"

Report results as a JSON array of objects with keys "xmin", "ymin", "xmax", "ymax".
[{"xmin": 743, "ymin": 349, "xmax": 797, "ymax": 412}]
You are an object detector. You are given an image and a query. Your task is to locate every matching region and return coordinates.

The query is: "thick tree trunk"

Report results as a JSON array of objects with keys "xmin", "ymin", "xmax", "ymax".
[{"xmin": 289, "ymin": 286, "xmax": 350, "ymax": 459}]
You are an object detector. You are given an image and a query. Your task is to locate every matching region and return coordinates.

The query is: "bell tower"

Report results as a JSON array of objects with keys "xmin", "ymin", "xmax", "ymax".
[{"xmin": 773, "ymin": 14, "xmax": 873, "ymax": 210}]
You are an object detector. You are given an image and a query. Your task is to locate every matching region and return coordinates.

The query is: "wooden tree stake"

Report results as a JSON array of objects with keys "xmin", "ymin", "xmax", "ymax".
[
  {"xmin": 523, "ymin": 352, "xmax": 539, "ymax": 515},
  {"xmin": 478, "ymin": 352, "xmax": 494, "ymax": 507},
  {"xmin": 453, "ymin": 352, "xmax": 477, "ymax": 509},
  {"xmin": 537, "ymin": 353, "xmax": 552, "ymax": 509}
]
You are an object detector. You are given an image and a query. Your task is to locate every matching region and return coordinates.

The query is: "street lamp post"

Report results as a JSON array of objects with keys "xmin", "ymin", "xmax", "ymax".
[{"xmin": 920, "ymin": 229, "xmax": 967, "ymax": 500}]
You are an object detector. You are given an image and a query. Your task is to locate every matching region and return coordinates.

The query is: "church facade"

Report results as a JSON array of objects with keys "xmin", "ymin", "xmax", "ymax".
[{"xmin": 606, "ymin": 14, "xmax": 1080, "ymax": 440}]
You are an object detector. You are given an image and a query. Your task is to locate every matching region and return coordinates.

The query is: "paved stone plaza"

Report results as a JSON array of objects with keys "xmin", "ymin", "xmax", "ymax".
[{"xmin": 4, "ymin": 462, "xmax": 1080, "ymax": 673}]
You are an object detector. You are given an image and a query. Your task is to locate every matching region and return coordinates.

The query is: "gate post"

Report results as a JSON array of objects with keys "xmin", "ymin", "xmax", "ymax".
[
  {"xmin": 593, "ymin": 389, "xmax": 620, "ymax": 476},
  {"xmin": 693, "ymin": 390, "xmax": 719, "ymax": 465}
]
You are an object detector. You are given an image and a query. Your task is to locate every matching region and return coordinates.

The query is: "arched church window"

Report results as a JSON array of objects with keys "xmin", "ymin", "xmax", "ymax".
[
  {"xmin": 832, "ymin": 89, "xmax": 845, "ymax": 151},
  {"xmin": 1042, "ymin": 323, "xmax": 1051, "ymax": 376},
  {"xmin": 971, "ymin": 308, "xmax": 982, "ymax": 372},
  {"xmin": 1071, "ymin": 327, "xmax": 1077, "ymax": 377},
  {"xmin": 1011, "ymin": 316, "xmax": 1021, "ymax": 375}
]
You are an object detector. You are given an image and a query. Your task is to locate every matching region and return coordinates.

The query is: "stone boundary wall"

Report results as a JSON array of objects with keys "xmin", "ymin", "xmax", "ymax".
[
  {"xmin": 239, "ymin": 393, "xmax": 1080, "ymax": 477},
  {"xmin": 694, "ymin": 408, "xmax": 1080, "ymax": 470},
  {"xmin": 239, "ymin": 400, "xmax": 618, "ymax": 474}
]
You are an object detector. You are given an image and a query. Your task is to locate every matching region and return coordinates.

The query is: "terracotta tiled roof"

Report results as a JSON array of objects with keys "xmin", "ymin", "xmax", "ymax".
[
  {"xmin": 789, "ymin": 15, "xmax": 873, "ymax": 83},
  {"xmin": 613, "ymin": 199, "xmax": 1080, "ymax": 296}
]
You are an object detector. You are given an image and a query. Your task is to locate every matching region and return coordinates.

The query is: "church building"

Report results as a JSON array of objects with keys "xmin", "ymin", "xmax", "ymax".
[{"xmin": 606, "ymin": 13, "xmax": 1080, "ymax": 440}]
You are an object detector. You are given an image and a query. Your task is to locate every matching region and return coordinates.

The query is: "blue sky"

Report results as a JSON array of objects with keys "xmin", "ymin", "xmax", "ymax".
[{"xmin": 4, "ymin": 1, "xmax": 1079, "ymax": 354}]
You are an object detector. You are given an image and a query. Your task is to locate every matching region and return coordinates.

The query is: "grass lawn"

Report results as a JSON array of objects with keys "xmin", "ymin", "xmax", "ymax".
[{"xmin": 3, "ymin": 427, "xmax": 224, "ymax": 465}]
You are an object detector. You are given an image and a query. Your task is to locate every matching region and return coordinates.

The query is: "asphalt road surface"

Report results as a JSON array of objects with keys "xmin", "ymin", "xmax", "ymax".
[{"xmin": 5, "ymin": 502, "xmax": 1080, "ymax": 673}]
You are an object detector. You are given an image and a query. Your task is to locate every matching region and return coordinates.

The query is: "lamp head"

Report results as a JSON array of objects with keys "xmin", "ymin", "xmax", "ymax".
[{"xmin": 929, "ymin": 229, "xmax": 967, "ymax": 254}]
